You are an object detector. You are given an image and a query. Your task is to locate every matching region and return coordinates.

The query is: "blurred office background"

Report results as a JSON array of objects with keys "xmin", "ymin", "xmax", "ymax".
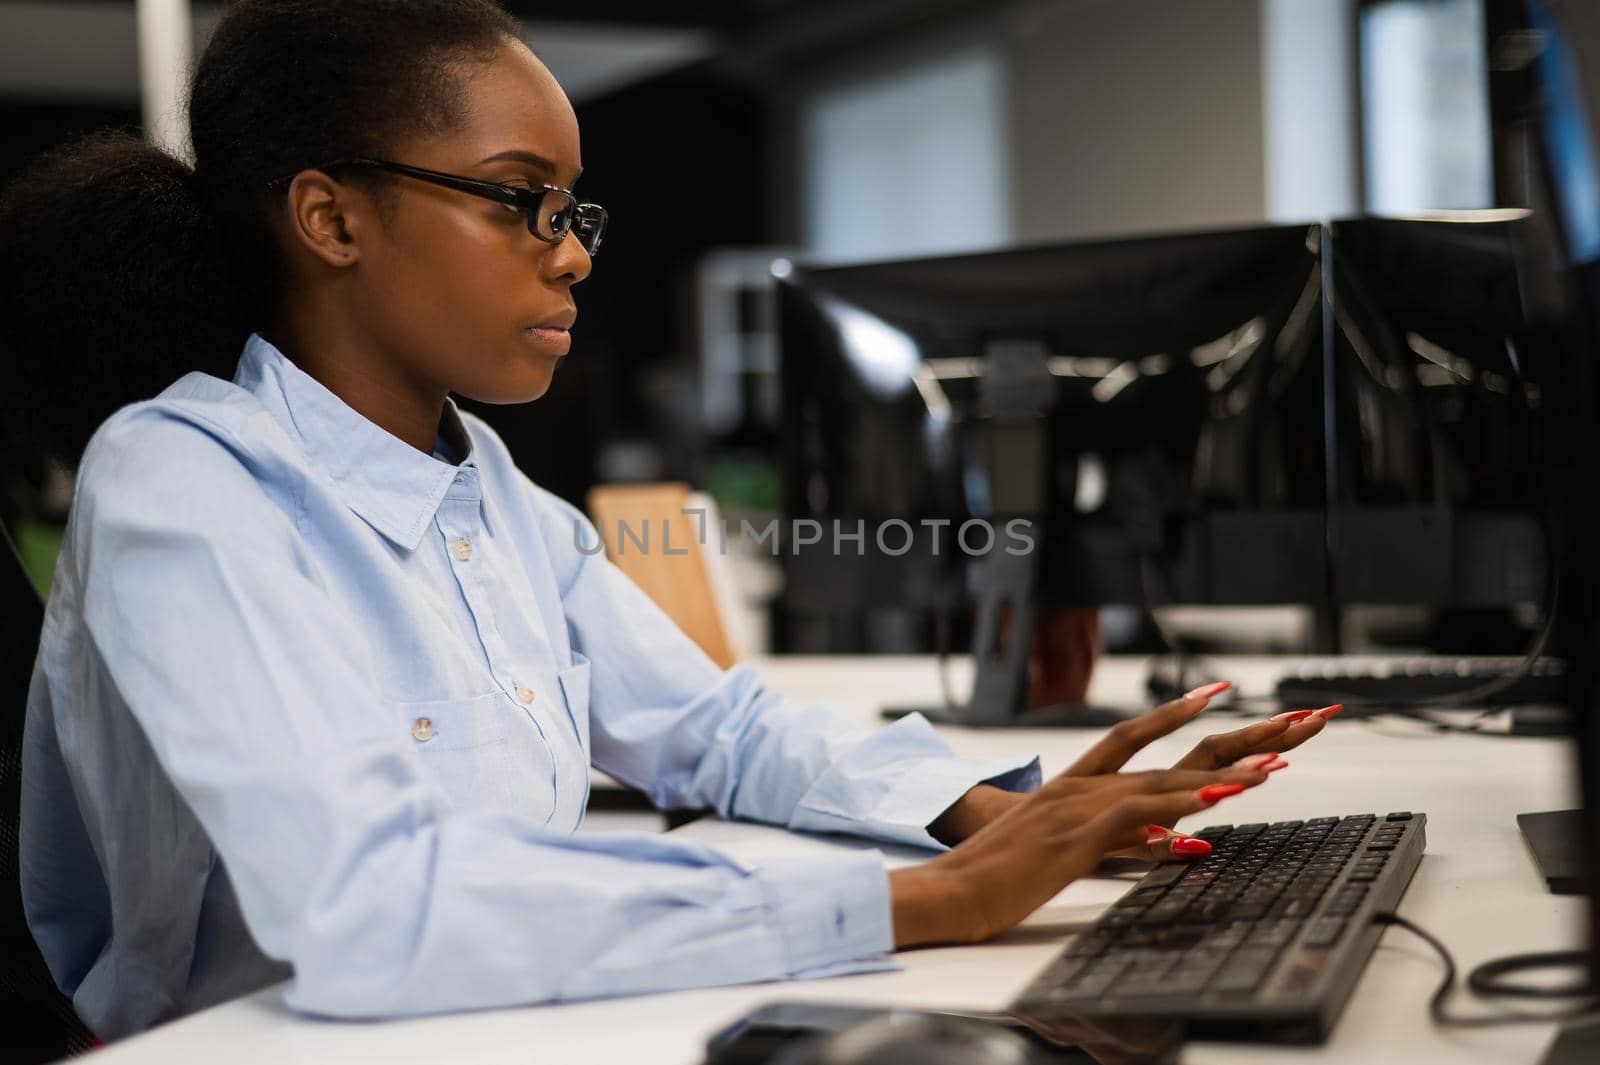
[{"xmin": 0, "ymin": 0, "xmax": 1534, "ymax": 657}]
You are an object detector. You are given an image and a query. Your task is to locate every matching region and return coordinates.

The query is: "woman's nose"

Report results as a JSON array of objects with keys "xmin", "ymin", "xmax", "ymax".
[{"xmin": 547, "ymin": 229, "xmax": 592, "ymax": 284}]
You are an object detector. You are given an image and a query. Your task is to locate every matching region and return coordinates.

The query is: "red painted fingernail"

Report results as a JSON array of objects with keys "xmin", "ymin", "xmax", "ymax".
[
  {"xmin": 1265, "ymin": 759, "xmax": 1289, "ymax": 772},
  {"xmin": 1171, "ymin": 837, "xmax": 1212, "ymax": 857},
  {"xmin": 1185, "ymin": 681, "xmax": 1231, "ymax": 702},
  {"xmin": 1197, "ymin": 783, "xmax": 1245, "ymax": 804},
  {"xmin": 1317, "ymin": 704, "xmax": 1344, "ymax": 718},
  {"xmin": 1233, "ymin": 752, "xmax": 1278, "ymax": 770},
  {"xmin": 1272, "ymin": 709, "xmax": 1315, "ymax": 723},
  {"xmin": 1146, "ymin": 824, "xmax": 1169, "ymax": 845}
]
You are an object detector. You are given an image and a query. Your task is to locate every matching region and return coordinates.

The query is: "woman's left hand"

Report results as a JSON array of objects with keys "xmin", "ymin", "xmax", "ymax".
[{"xmin": 931, "ymin": 682, "xmax": 1343, "ymax": 856}]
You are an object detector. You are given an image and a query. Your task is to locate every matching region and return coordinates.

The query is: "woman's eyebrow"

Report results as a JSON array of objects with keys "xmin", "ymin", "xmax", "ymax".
[{"xmin": 478, "ymin": 149, "xmax": 581, "ymax": 185}]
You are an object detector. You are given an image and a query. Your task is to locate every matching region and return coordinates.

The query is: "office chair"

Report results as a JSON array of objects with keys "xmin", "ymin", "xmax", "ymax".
[
  {"xmin": 586, "ymin": 483, "xmax": 743, "ymax": 669},
  {"xmin": 0, "ymin": 520, "xmax": 94, "ymax": 1058}
]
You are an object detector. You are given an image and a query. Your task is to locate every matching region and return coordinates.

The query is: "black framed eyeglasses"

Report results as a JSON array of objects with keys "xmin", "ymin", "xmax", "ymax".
[{"xmin": 275, "ymin": 157, "xmax": 607, "ymax": 255}]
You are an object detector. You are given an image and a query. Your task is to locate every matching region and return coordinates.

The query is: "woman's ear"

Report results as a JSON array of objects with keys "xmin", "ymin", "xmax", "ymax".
[{"xmin": 282, "ymin": 169, "xmax": 366, "ymax": 269}]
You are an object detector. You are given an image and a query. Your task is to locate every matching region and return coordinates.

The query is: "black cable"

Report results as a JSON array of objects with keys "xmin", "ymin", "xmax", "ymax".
[
  {"xmin": 1373, "ymin": 911, "xmax": 1598, "ymax": 1027},
  {"xmin": 1471, "ymin": 950, "xmax": 1596, "ymax": 999},
  {"xmin": 1354, "ymin": 707, "xmax": 1545, "ymax": 739},
  {"xmin": 1275, "ymin": 491, "xmax": 1561, "ymax": 716}
]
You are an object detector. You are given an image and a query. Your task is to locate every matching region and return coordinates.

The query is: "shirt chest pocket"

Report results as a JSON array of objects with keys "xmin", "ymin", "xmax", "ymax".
[{"xmin": 400, "ymin": 691, "xmax": 524, "ymax": 815}]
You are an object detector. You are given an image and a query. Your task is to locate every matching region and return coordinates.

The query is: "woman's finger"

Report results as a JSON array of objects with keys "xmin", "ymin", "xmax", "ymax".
[
  {"xmin": 1106, "ymin": 823, "xmax": 1216, "ymax": 863},
  {"xmin": 1268, "ymin": 706, "xmax": 1340, "ymax": 753},
  {"xmin": 1168, "ymin": 717, "xmax": 1291, "ymax": 771},
  {"xmin": 1065, "ymin": 681, "xmax": 1231, "ymax": 777},
  {"xmin": 1168, "ymin": 704, "xmax": 1339, "ymax": 772},
  {"xmin": 1086, "ymin": 781, "xmax": 1247, "ymax": 851},
  {"xmin": 1139, "ymin": 753, "xmax": 1287, "ymax": 832},
  {"xmin": 1118, "ymin": 765, "xmax": 1273, "ymax": 795}
]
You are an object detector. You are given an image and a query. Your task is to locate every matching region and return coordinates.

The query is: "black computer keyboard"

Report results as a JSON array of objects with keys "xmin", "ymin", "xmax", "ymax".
[
  {"xmin": 1275, "ymin": 658, "xmax": 1562, "ymax": 709},
  {"xmin": 1011, "ymin": 812, "xmax": 1426, "ymax": 1043}
]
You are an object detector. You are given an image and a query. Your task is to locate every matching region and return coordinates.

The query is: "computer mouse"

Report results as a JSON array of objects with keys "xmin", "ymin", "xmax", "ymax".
[{"xmin": 772, "ymin": 1011, "xmax": 1039, "ymax": 1065}]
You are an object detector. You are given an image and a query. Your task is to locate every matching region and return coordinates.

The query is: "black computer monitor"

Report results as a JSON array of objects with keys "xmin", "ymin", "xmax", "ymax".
[
  {"xmin": 776, "ymin": 226, "xmax": 1336, "ymax": 723},
  {"xmin": 777, "ymin": 224, "xmax": 1328, "ymax": 613},
  {"xmin": 1325, "ymin": 216, "xmax": 1549, "ymax": 609},
  {"xmin": 1487, "ymin": 2, "xmax": 1600, "ymax": 1056}
]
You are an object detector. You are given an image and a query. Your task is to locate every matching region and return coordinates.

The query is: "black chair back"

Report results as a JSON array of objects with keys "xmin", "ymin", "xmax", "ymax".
[{"xmin": 1, "ymin": 523, "xmax": 94, "ymax": 1058}]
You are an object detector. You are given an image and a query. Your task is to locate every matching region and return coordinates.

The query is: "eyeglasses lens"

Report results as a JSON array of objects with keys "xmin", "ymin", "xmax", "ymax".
[
  {"xmin": 575, "ymin": 207, "xmax": 606, "ymax": 255},
  {"xmin": 526, "ymin": 190, "xmax": 573, "ymax": 243}
]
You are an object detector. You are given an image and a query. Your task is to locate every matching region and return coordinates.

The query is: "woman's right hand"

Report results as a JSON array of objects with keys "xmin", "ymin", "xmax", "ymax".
[{"xmin": 888, "ymin": 765, "xmax": 1267, "ymax": 947}]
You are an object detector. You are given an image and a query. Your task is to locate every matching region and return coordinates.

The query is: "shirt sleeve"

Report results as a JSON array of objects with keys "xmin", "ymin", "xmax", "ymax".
[
  {"xmin": 66, "ymin": 411, "xmax": 897, "ymax": 1020},
  {"xmin": 536, "ymin": 496, "xmax": 1043, "ymax": 852}
]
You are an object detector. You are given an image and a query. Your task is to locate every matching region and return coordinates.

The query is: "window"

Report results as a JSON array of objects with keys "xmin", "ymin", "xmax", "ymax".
[
  {"xmin": 800, "ymin": 45, "xmax": 1009, "ymax": 263},
  {"xmin": 1361, "ymin": 0, "xmax": 1494, "ymax": 213}
]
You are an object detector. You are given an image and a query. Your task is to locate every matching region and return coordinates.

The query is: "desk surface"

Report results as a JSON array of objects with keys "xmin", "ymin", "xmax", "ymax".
[{"xmin": 90, "ymin": 656, "xmax": 1584, "ymax": 1064}]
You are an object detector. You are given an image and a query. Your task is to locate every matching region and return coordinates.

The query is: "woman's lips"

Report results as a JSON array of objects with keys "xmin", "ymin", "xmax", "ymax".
[{"xmin": 523, "ymin": 326, "xmax": 571, "ymax": 355}]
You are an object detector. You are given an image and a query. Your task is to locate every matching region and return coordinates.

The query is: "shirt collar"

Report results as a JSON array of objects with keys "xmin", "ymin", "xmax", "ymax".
[{"xmin": 233, "ymin": 333, "xmax": 477, "ymax": 551}]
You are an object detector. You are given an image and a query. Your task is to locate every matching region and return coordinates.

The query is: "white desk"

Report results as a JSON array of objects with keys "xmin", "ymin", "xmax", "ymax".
[{"xmin": 90, "ymin": 656, "xmax": 1584, "ymax": 1064}]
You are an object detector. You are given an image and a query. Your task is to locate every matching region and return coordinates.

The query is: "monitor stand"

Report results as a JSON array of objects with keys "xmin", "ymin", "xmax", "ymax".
[
  {"xmin": 1517, "ymin": 809, "xmax": 1589, "ymax": 895},
  {"xmin": 879, "ymin": 548, "xmax": 1137, "ymax": 729},
  {"xmin": 881, "ymin": 339, "xmax": 1141, "ymax": 730}
]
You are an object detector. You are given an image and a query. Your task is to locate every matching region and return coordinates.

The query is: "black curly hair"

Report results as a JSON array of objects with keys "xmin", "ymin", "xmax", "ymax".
[{"xmin": 0, "ymin": 0, "xmax": 521, "ymax": 468}]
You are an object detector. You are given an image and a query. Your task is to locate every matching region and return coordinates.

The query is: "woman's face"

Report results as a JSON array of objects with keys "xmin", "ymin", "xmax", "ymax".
[{"xmin": 346, "ymin": 40, "xmax": 592, "ymax": 406}]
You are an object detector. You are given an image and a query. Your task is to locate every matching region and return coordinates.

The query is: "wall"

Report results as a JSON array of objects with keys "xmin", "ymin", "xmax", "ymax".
[{"xmin": 1004, "ymin": 0, "xmax": 1268, "ymax": 243}]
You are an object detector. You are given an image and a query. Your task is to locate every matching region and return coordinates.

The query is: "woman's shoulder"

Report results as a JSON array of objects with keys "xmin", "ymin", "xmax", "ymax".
[{"xmin": 75, "ymin": 371, "xmax": 301, "ymax": 518}]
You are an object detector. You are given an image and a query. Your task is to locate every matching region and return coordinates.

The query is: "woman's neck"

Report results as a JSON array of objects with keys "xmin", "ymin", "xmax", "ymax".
[{"xmin": 264, "ymin": 316, "xmax": 447, "ymax": 455}]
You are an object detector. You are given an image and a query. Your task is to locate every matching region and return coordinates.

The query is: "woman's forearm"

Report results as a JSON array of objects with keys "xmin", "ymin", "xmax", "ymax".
[{"xmin": 927, "ymin": 783, "xmax": 1024, "ymax": 846}]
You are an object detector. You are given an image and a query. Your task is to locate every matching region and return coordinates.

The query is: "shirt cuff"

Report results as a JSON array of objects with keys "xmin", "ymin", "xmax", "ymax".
[
  {"xmin": 877, "ymin": 751, "xmax": 1042, "ymax": 852},
  {"xmin": 753, "ymin": 850, "xmax": 897, "ymax": 978},
  {"xmin": 792, "ymin": 712, "xmax": 1043, "ymax": 851}
]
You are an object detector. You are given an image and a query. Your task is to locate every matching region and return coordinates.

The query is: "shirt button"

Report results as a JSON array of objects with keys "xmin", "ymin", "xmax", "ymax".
[
  {"xmin": 516, "ymin": 686, "xmax": 535, "ymax": 704},
  {"xmin": 411, "ymin": 717, "xmax": 435, "ymax": 742},
  {"xmin": 452, "ymin": 539, "xmax": 473, "ymax": 562}
]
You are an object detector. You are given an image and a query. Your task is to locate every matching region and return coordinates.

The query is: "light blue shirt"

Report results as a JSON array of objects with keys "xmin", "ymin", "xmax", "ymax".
[{"xmin": 21, "ymin": 334, "xmax": 1039, "ymax": 1038}]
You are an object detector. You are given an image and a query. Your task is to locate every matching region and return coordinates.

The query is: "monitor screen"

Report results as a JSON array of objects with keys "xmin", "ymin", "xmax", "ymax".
[
  {"xmin": 776, "ymin": 225, "xmax": 1330, "ymax": 613},
  {"xmin": 1531, "ymin": 0, "xmax": 1600, "ymax": 262}
]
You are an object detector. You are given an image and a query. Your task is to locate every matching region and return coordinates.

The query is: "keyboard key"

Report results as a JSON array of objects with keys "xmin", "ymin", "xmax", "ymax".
[
  {"xmin": 1255, "ymin": 918, "xmax": 1301, "ymax": 947},
  {"xmin": 1305, "ymin": 917, "xmax": 1348, "ymax": 947},
  {"xmin": 1328, "ymin": 896, "xmax": 1366, "ymax": 917},
  {"xmin": 1204, "ymin": 922, "xmax": 1251, "ymax": 950},
  {"xmin": 1271, "ymin": 896, "xmax": 1316, "ymax": 918},
  {"xmin": 1160, "ymin": 955, "xmax": 1228, "ymax": 994},
  {"xmin": 1158, "ymin": 925, "xmax": 1210, "ymax": 950},
  {"xmin": 1366, "ymin": 842, "xmax": 1395, "ymax": 852},
  {"xmin": 1142, "ymin": 902, "xmax": 1192, "ymax": 925},
  {"xmin": 1057, "ymin": 958, "xmax": 1129, "ymax": 998},
  {"xmin": 1141, "ymin": 864, "xmax": 1190, "ymax": 888},
  {"xmin": 1216, "ymin": 947, "xmax": 1278, "ymax": 993},
  {"xmin": 1386, "ymin": 811, "xmax": 1413, "ymax": 821},
  {"xmin": 1041, "ymin": 957, "xmax": 1088, "ymax": 986}
]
